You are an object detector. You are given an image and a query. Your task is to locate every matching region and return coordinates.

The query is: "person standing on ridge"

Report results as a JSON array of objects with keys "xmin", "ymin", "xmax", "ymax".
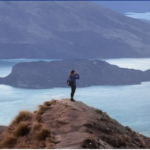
[{"xmin": 69, "ymin": 70, "xmax": 80, "ymax": 102}]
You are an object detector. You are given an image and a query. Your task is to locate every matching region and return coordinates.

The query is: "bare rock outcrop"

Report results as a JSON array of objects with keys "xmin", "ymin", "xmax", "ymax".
[{"xmin": 0, "ymin": 99, "xmax": 150, "ymax": 149}]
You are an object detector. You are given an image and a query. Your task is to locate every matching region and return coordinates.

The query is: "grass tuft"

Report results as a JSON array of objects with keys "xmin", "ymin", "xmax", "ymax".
[
  {"xmin": 101, "ymin": 134, "xmax": 130, "ymax": 148},
  {"xmin": 101, "ymin": 112, "xmax": 111, "ymax": 122},
  {"xmin": 136, "ymin": 137, "xmax": 146, "ymax": 148},
  {"xmin": 35, "ymin": 105, "xmax": 49, "ymax": 122},
  {"xmin": 17, "ymin": 140, "xmax": 29, "ymax": 149},
  {"xmin": 82, "ymin": 138, "xmax": 98, "ymax": 148},
  {"xmin": 32, "ymin": 122, "xmax": 42, "ymax": 131},
  {"xmin": 47, "ymin": 100, "xmax": 57, "ymax": 106},
  {"xmin": 125, "ymin": 126, "xmax": 133, "ymax": 133},
  {"xmin": 0, "ymin": 134, "xmax": 16, "ymax": 148},
  {"xmin": 14, "ymin": 111, "xmax": 32, "ymax": 124},
  {"xmin": 35, "ymin": 128, "xmax": 51, "ymax": 141},
  {"xmin": 95, "ymin": 109, "xmax": 103, "ymax": 114},
  {"xmin": 44, "ymin": 101, "xmax": 52, "ymax": 106},
  {"xmin": 15, "ymin": 122, "xmax": 30, "ymax": 137}
]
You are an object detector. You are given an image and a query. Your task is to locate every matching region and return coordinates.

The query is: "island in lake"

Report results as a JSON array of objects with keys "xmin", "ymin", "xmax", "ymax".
[{"xmin": 0, "ymin": 59, "xmax": 150, "ymax": 89}]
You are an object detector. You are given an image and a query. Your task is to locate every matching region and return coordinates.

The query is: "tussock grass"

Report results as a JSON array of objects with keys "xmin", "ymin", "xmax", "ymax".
[
  {"xmin": 15, "ymin": 122, "xmax": 30, "ymax": 136},
  {"xmin": 101, "ymin": 112, "xmax": 112, "ymax": 122},
  {"xmin": 32, "ymin": 122, "xmax": 42, "ymax": 131},
  {"xmin": 35, "ymin": 105, "xmax": 49, "ymax": 122},
  {"xmin": 0, "ymin": 133, "xmax": 16, "ymax": 148},
  {"xmin": 82, "ymin": 138, "xmax": 98, "ymax": 148},
  {"xmin": 34, "ymin": 110, "xmax": 37, "ymax": 114},
  {"xmin": 95, "ymin": 109, "xmax": 103, "ymax": 114},
  {"xmin": 39, "ymin": 105, "xmax": 49, "ymax": 112},
  {"xmin": 16, "ymin": 137, "xmax": 29, "ymax": 149},
  {"xmin": 115, "ymin": 135, "xmax": 128, "ymax": 146},
  {"xmin": 35, "ymin": 100, "xmax": 57, "ymax": 122},
  {"xmin": 47, "ymin": 99, "xmax": 57, "ymax": 106},
  {"xmin": 125, "ymin": 126, "xmax": 133, "ymax": 133},
  {"xmin": 44, "ymin": 99, "xmax": 57, "ymax": 106},
  {"xmin": 122, "ymin": 134, "xmax": 131, "ymax": 142},
  {"xmin": 14, "ymin": 111, "xmax": 32, "ymax": 124},
  {"xmin": 136, "ymin": 137, "xmax": 146, "ymax": 148},
  {"xmin": 102, "ymin": 134, "xmax": 131, "ymax": 148},
  {"xmin": 0, "ymin": 100, "xmax": 57, "ymax": 148},
  {"xmin": 44, "ymin": 101, "xmax": 52, "ymax": 106},
  {"xmin": 35, "ymin": 128, "xmax": 51, "ymax": 141}
]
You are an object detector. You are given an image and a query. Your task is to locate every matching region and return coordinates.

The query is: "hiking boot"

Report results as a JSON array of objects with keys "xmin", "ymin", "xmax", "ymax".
[{"xmin": 70, "ymin": 98, "xmax": 75, "ymax": 102}]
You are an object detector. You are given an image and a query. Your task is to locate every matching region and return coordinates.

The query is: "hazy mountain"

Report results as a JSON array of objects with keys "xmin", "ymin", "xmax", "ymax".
[
  {"xmin": 1, "ymin": 1, "xmax": 150, "ymax": 59},
  {"xmin": 1, "ymin": 59, "xmax": 150, "ymax": 89},
  {"xmin": 0, "ymin": 99, "xmax": 150, "ymax": 148},
  {"xmin": 139, "ymin": 19, "xmax": 150, "ymax": 25}
]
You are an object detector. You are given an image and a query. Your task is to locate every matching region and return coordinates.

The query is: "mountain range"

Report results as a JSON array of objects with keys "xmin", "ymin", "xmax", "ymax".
[{"xmin": 1, "ymin": 1, "xmax": 150, "ymax": 59}]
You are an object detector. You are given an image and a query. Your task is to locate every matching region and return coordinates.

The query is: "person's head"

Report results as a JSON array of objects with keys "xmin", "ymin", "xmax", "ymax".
[{"xmin": 69, "ymin": 70, "xmax": 75, "ymax": 77}]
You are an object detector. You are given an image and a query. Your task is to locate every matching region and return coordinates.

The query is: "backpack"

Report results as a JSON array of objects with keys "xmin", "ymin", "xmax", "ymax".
[{"xmin": 67, "ymin": 79, "xmax": 73, "ymax": 86}]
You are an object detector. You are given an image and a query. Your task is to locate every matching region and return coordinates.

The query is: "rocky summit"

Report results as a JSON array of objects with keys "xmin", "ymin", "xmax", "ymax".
[{"xmin": 0, "ymin": 99, "xmax": 150, "ymax": 149}]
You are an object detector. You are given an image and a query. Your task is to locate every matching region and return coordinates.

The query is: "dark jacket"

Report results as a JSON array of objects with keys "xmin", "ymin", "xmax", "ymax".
[{"xmin": 69, "ymin": 74, "xmax": 80, "ymax": 86}]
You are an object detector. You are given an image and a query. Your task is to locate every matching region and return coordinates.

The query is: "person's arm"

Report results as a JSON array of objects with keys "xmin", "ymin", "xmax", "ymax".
[
  {"xmin": 76, "ymin": 74, "xmax": 79, "ymax": 79},
  {"xmin": 72, "ymin": 74, "xmax": 79, "ymax": 79}
]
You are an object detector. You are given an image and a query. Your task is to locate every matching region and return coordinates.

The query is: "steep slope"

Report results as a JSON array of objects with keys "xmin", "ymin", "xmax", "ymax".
[
  {"xmin": 0, "ymin": 99, "xmax": 150, "ymax": 149},
  {"xmin": 1, "ymin": 1, "xmax": 150, "ymax": 59},
  {"xmin": 0, "ymin": 59, "xmax": 150, "ymax": 89}
]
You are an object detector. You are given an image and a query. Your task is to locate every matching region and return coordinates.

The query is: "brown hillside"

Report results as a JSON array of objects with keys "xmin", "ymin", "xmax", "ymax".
[
  {"xmin": 0, "ymin": 99, "xmax": 150, "ymax": 149},
  {"xmin": 0, "ymin": 126, "xmax": 6, "ymax": 134}
]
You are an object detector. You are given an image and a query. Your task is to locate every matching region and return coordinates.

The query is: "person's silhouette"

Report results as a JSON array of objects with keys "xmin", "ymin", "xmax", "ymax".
[{"xmin": 69, "ymin": 70, "xmax": 80, "ymax": 101}]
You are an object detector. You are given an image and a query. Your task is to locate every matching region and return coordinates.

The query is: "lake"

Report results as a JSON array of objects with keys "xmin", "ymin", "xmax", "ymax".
[{"xmin": 0, "ymin": 58, "xmax": 150, "ymax": 137}]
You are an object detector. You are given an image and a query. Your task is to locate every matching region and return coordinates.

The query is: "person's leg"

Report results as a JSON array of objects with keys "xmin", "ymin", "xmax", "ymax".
[
  {"xmin": 72, "ymin": 86, "xmax": 76, "ymax": 98},
  {"xmin": 71, "ymin": 86, "xmax": 76, "ymax": 100},
  {"xmin": 71, "ymin": 86, "xmax": 73, "ymax": 98}
]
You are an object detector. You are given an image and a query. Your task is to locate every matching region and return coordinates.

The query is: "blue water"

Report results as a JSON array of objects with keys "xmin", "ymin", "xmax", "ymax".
[
  {"xmin": 0, "ymin": 58, "xmax": 150, "ymax": 137},
  {"xmin": 125, "ymin": 12, "xmax": 150, "ymax": 21},
  {"xmin": 102, "ymin": 58, "xmax": 150, "ymax": 71}
]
